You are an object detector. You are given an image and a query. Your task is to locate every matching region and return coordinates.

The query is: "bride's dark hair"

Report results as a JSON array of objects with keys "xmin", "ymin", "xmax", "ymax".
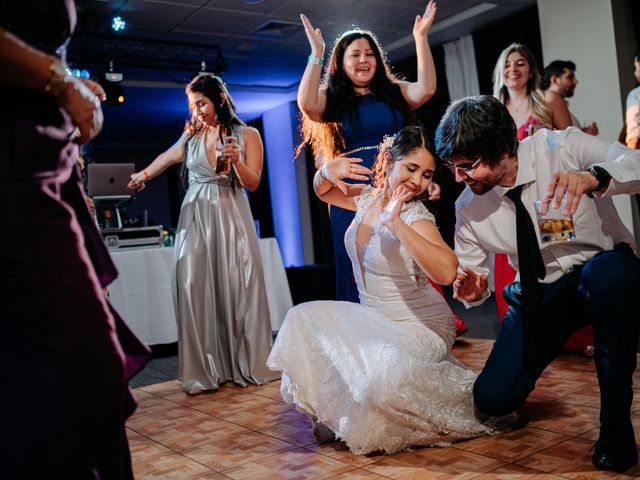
[{"xmin": 371, "ymin": 126, "xmax": 433, "ymax": 199}]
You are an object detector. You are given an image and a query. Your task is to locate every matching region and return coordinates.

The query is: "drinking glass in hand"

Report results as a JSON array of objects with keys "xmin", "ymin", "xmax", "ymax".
[
  {"xmin": 534, "ymin": 199, "xmax": 576, "ymax": 243},
  {"xmin": 215, "ymin": 137, "xmax": 233, "ymax": 175}
]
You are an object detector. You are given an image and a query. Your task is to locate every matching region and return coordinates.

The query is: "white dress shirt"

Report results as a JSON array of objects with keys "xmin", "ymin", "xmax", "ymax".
[{"xmin": 455, "ymin": 127, "xmax": 640, "ymax": 305}]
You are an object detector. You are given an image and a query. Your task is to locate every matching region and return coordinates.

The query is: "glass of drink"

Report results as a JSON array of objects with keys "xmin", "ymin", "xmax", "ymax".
[
  {"xmin": 533, "ymin": 199, "xmax": 576, "ymax": 243},
  {"xmin": 215, "ymin": 137, "xmax": 233, "ymax": 175}
]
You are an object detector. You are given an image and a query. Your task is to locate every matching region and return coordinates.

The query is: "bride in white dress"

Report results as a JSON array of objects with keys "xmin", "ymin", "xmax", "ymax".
[{"xmin": 267, "ymin": 126, "xmax": 513, "ymax": 454}]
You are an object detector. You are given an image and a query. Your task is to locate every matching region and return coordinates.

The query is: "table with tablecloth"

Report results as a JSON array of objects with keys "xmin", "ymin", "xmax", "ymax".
[{"xmin": 107, "ymin": 237, "xmax": 292, "ymax": 345}]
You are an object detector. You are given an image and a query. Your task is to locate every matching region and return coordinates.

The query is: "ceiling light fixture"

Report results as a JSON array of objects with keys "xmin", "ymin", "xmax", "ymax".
[
  {"xmin": 111, "ymin": 16, "xmax": 126, "ymax": 32},
  {"xmin": 100, "ymin": 60, "xmax": 125, "ymax": 106}
]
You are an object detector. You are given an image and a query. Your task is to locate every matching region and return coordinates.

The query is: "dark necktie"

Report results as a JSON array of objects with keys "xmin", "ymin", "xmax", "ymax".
[{"xmin": 505, "ymin": 185, "xmax": 547, "ymax": 374}]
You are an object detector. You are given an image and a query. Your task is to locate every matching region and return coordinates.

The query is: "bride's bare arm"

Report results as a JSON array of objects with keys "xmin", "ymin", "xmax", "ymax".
[{"xmin": 381, "ymin": 185, "xmax": 457, "ymax": 285}]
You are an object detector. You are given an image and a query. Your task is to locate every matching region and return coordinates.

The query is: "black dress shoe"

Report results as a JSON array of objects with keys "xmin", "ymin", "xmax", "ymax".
[{"xmin": 592, "ymin": 434, "xmax": 638, "ymax": 472}]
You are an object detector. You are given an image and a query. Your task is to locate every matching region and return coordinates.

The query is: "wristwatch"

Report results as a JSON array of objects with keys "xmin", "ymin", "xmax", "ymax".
[{"xmin": 586, "ymin": 165, "xmax": 611, "ymax": 198}]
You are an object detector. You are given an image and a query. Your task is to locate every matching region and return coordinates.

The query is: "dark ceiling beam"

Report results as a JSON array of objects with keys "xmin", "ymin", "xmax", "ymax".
[{"xmin": 67, "ymin": 32, "xmax": 227, "ymax": 74}]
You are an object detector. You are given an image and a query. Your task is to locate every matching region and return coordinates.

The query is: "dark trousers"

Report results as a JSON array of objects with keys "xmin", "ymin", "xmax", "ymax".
[{"xmin": 474, "ymin": 245, "xmax": 640, "ymax": 434}]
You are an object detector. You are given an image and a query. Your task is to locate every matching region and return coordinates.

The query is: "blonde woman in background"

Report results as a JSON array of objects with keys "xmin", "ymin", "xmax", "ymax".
[{"xmin": 492, "ymin": 43, "xmax": 593, "ymax": 355}]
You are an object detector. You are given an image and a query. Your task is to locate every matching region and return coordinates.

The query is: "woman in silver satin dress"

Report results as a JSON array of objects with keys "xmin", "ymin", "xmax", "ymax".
[{"xmin": 129, "ymin": 74, "xmax": 278, "ymax": 394}]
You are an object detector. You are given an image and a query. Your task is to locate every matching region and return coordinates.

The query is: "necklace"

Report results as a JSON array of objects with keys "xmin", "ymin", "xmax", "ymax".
[
  {"xmin": 339, "ymin": 145, "xmax": 379, "ymax": 157},
  {"xmin": 509, "ymin": 97, "xmax": 530, "ymax": 126}
]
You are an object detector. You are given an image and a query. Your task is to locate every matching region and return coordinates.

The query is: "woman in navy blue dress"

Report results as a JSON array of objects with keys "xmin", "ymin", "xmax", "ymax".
[{"xmin": 296, "ymin": 3, "xmax": 467, "ymax": 335}]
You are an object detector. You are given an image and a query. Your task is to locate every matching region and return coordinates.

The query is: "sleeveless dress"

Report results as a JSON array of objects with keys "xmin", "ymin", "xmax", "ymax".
[
  {"xmin": 330, "ymin": 94, "xmax": 404, "ymax": 302},
  {"xmin": 268, "ymin": 188, "xmax": 513, "ymax": 454},
  {"xmin": 173, "ymin": 127, "xmax": 279, "ymax": 392},
  {"xmin": 0, "ymin": 1, "xmax": 150, "ymax": 478}
]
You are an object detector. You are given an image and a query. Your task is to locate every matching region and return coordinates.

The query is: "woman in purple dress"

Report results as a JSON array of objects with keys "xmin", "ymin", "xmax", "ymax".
[{"xmin": 0, "ymin": 1, "xmax": 150, "ymax": 478}]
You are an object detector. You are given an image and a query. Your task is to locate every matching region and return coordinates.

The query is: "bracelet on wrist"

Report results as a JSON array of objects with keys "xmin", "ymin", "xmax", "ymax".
[
  {"xmin": 43, "ymin": 58, "xmax": 74, "ymax": 97},
  {"xmin": 318, "ymin": 164, "xmax": 332, "ymax": 183},
  {"xmin": 308, "ymin": 55, "xmax": 323, "ymax": 66},
  {"xmin": 142, "ymin": 169, "xmax": 150, "ymax": 181}
]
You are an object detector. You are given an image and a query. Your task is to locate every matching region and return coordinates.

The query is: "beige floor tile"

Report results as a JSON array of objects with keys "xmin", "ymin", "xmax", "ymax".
[
  {"xmin": 515, "ymin": 437, "xmax": 640, "ymax": 479},
  {"xmin": 308, "ymin": 441, "xmax": 383, "ymax": 467},
  {"xmin": 181, "ymin": 429, "xmax": 296, "ymax": 471},
  {"xmin": 474, "ymin": 463, "xmax": 570, "ymax": 479},
  {"xmin": 146, "ymin": 417, "xmax": 249, "ymax": 452},
  {"xmin": 220, "ymin": 446, "xmax": 353, "ymax": 479},
  {"xmin": 518, "ymin": 400, "xmax": 600, "ymax": 436},
  {"xmin": 454, "ymin": 427, "xmax": 571, "ymax": 462},
  {"xmin": 363, "ymin": 447, "xmax": 507, "ymax": 479},
  {"xmin": 326, "ymin": 469, "xmax": 391, "ymax": 479},
  {"xmin": 132, "ymin": 450, "xmax": 223, "ymax": 479},
  {"xmin": 127, "ymin": 405, "xmax": 211, "ymax": 435},
  {"xmin": 138, "ymin": 380, "xmax": 184, "ymax": 397}
]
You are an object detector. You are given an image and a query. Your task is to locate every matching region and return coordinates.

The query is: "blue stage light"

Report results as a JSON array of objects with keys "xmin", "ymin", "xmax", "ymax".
[
  {"xmin": 80, "ymin": 69, "xmax": 90, "ymax": 79},
  {"xmin": 112, "ymin": 16, "xmax": 126, "ymax": 32}
]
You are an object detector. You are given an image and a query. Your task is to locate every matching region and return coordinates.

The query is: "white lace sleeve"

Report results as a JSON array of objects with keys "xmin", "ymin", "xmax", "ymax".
[
  {"xmin": 401, "ymin": 200, "xmax": 436, "ymax": 226},
  {"xmin": 354, "ymin": 186, "xmax": 376, "ymax": 214}
]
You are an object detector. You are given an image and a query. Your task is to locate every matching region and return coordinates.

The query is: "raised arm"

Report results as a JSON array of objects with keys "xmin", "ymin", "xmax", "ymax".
[
  {"xmin": 398, "ymin": 1, "xmax": 437, "ymax": 110},
  {"xmin": 0, "ymin": 27, "xmax": 102, "ymax": 144},
  {"xmin": 380, "ymin": 185, "xmax": 457, "ymax": 285},
  {"xmin": 313, "ymin": 157, "xmax": 372, "ymax": 211},
  {"xmin": 128, "ymin": 133, "xmax": 188, "ymax": 191},
  {"xmin": 297, "ymin": 14, "xmax": 327, "ymax": 121},
  {"xmin": 227, "ymin": 126, "xmax": 264, "ymax": 192}
]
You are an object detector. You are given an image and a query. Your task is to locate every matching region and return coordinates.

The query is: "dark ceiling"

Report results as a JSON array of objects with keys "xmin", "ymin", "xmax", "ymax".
[{"xmin": 70, "ymin": 0, "xmax": 535, "ymax": 143}]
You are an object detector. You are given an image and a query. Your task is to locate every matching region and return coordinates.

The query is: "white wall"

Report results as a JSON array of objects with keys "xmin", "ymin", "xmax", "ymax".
[
  {"xmin": 537, "ymin": 0, "xmax": 637, "ymax": 234},
  {"xmin": 538, "ymin": 0, "xmax": 622, "ymax": 141}
]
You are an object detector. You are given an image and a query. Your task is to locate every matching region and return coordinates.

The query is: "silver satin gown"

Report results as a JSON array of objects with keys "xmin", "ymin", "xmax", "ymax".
[{"xmin": 173, "ymin": 127, "xmax": 279, "ymax": 392}]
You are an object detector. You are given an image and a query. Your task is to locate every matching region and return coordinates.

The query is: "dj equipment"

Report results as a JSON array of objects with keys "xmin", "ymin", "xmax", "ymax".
[{"xmin": 101, "ymin": 226, "xmax": 163, "ymax": 249}]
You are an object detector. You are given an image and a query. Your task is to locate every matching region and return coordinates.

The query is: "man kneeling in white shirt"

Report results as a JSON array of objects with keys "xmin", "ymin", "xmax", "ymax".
[{"xmin": 435, "ymin": 95, "xmax": 640, "ymax": 473}]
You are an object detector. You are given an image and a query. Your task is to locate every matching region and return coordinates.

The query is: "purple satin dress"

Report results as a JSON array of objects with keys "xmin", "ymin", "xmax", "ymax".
[{"xmin": 0, "ymin": 1, "xmax": 150, "ymax": 478}]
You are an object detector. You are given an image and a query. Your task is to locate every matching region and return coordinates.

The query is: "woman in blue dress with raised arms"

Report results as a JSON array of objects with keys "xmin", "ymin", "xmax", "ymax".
[{"xmin": 296, "ymin": 3, "xmax": 468, "ymax": 334}]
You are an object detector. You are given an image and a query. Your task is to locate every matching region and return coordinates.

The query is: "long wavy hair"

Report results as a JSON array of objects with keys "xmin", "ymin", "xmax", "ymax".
[
  {"xmin": 371, "ymin": 126, "xmax": 432, "ymax": 201},
  {"xmin": 492, "ymin": 43, "xmax": 551, "ymax": 127},
  {"xmin": 183, "ymin": 74, "xmax": 245, "ymax": 187},
  {"xmin": 298, "ymin": 30, "xmax": 415, "ymax": 161}
]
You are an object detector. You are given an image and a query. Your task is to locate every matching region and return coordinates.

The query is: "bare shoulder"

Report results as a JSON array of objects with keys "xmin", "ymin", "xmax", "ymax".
[
  {"xmin": 242, "ymin": 125, "xmax": 261, "ymax": 139},
  {"xmin": 242, "ymin": 126, "xmax": 263, "ymax": 146},
  {"xmin": 544, "ymin": 90, "xmax": 564, "ymax": 107}
]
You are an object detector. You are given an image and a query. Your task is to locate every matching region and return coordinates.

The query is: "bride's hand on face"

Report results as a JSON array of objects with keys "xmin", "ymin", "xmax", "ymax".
[
  {"xmin": 380, "ymin": 184, "xmax": 414, "ymax": 230},
  {"xmin": 323, "ymin": 157, "xmax": 371, "ymax": 195},
  {"xmin": 300, "ymin": 14, "xmax": 324, "ymax": 56},
  {"xmin": 413, "ymin": 0, "xmax": 437, "ymax": 39}
]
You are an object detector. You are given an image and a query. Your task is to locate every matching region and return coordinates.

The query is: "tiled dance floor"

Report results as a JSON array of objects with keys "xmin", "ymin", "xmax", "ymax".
[{"xmin": 128, "ymin": 338, "xmax": 640, "ymax": 479}]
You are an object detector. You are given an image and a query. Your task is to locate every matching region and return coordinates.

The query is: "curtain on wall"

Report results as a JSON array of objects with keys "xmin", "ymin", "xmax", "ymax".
[{"xmin": 443, "ymin": 35, "xmax": 480, "ymax": 100}]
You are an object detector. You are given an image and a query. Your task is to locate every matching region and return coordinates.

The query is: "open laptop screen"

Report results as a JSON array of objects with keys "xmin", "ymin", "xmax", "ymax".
[{"xmin": 87, "ymin": 163, "xmax": 135, "ymax": 197}]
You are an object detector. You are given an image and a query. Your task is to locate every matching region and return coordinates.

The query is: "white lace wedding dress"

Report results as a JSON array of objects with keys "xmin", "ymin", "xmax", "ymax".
[{"xmin": 267, "ymin": 188, "xmax": 513, "ymax": 454}]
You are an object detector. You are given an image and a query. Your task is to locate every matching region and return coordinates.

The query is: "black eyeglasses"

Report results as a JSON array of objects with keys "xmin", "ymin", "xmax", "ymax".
[{"xmin": 441, "ymin": 158, "xmax": 482, "ymax": 174}]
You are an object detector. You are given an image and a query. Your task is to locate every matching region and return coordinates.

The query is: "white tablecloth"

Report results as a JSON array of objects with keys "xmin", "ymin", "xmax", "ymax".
[{"xmin": 108, "ymin": 238, "xmax": 293, "ymax": 345}]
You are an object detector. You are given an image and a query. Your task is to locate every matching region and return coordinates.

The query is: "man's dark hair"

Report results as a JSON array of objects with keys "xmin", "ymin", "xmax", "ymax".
[
  {"xmin": 541, "ymin": 60, "xmax": 576, "ymax": 90},
  {"xmin": 435, "ymin": 95, "xmax": 518, "ymax": 167}
]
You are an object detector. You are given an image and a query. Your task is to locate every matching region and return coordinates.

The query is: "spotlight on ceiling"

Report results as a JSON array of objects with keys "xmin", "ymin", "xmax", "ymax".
[
  {"xmin": 111, "ymin": 16, "xmax": 126, "ymax": 32},
  {"xmin": 99, "ymin": 62, "xmax": 125, "ymax": 106}
]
